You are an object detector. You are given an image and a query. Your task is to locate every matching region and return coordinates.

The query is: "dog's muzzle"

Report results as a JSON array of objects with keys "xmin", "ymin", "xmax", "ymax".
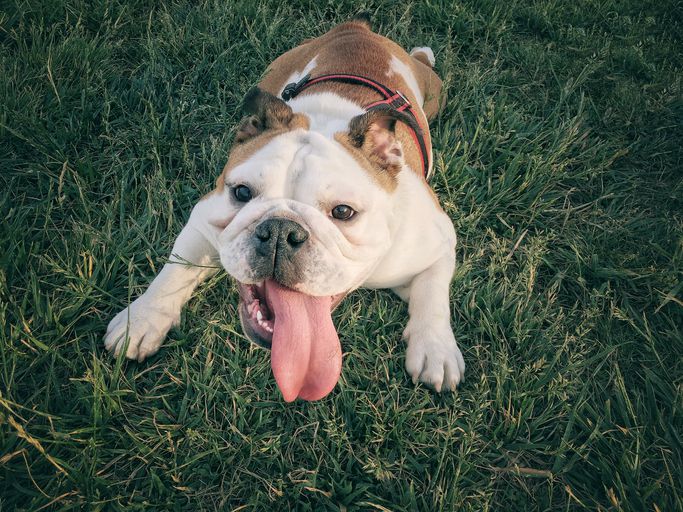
[{"xmin": 250, "ymin": 218, "xmax": 309, "ymax": 286}]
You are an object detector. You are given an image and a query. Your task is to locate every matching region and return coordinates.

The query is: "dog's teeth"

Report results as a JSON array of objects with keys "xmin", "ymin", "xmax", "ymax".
[{"xmin": 255, "ymin": 309, "xmax": 273, "ymax": 333}]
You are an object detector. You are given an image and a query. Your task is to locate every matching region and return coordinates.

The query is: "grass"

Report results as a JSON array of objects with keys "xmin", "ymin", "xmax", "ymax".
[{"xmin": 0, "ymin": 0, "xmax": 681, "ymax": 509}]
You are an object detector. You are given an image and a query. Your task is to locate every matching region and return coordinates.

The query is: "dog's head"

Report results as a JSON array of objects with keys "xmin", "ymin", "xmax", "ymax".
[{"xmin": 209, "ymin": 88, "xmax": 411, "ymax": 401}]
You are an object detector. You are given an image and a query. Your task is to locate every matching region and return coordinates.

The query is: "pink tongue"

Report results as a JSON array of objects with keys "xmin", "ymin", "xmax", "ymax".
[{"xmin": 265, "ymin": 279, "xmax": 342, "ymax": 402}]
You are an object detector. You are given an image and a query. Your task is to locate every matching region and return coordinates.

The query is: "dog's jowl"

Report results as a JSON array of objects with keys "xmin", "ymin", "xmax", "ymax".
[{"xmin": 105, "ymin": 17, "xmax": 465, "ymax": 401}]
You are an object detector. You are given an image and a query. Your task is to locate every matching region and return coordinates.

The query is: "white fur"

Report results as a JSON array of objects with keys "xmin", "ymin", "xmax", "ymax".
[
  {"xmin": 410, "ymin": 46, "xmax": 436, "ymax": 67},
  {"xmin": 218, "ymin": 129, "xmax": 393, "ymax": 295},
  {"xmin": 387, "ymin": 55, "xmax": 424, "ymax": 107},
  {"xmin": 364, "ymin": 168, "xmax": 464, "ymax": 390},
  {"xmin": 105, "ymin": 47, "xmax": 464, "ymax": 392},
  {"xmin": 287, "ymin": 93, "xmax": 365, "ymax": 137},
  {"xmin": 398, "ymin": 242, "xmax": 464, "ymax": 391},
  {"xmin": 281, "ymin": 55, "xmax": 319, "ymax": 93}
]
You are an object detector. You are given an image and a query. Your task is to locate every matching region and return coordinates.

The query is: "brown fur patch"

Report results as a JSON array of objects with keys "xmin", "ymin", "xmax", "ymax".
[
  {"xmin": 257, "ymin": 21, "xmax": 443, "ymax": 179},
  {"xmin": 334, "ymin": 132, "xmax": 397, "ymax": 192},
  {"xmin": 212, "ymin": 113, "xmax": 309, "ymax": 194}
]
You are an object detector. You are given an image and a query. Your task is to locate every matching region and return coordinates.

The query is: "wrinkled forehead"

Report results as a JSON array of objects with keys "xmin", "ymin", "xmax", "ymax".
[{"xmin": 227, "ymin": 130, "xmax": 381, "ymax": 198}]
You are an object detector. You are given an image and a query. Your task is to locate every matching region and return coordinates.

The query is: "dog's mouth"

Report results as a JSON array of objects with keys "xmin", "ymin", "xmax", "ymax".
[{"xmin": 237, "ymin": 279, "xmax": 347, "ymax": 401}]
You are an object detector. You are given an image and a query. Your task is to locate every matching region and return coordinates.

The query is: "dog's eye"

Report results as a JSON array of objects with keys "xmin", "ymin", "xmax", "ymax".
[
  {"xmin": 331, "ymin": 204, "xmax": 355, "ymax": 220},
  {"xmin": 233, "ymin": 185, "xmax": 252, "ymax": 203}
]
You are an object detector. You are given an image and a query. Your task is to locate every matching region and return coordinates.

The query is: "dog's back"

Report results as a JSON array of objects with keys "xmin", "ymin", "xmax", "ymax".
[{"xmin": 259, "ymin": 19, "xmax": 444, "ymax": 178}]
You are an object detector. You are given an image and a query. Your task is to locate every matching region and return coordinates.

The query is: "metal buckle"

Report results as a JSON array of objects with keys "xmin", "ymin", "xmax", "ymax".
[
  {"xmin": 281, "ymin": 82, "xmax": 298, "ymax": 101},
  {"xmin": 281, "ymin": 74, "xmax": 311, "ymax": 101},
  {"xmin": 394, "ymin": 89, "xmax": 411, "ymax": 108}
]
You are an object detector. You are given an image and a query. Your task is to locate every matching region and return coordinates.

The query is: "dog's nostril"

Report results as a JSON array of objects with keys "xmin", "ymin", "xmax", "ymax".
[
  {"xmin": 287, "ymin": 229, "xmax": 308, "ymax": 247},
  {"xmin": 255, "ymin": 225, "xmax": 271, "ymax": 242}
]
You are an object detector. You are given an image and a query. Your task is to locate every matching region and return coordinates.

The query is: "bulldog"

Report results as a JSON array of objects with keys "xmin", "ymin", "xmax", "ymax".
[{"xmin": 104, "ymin": 16, "xmax": 465, "ymax": 401}]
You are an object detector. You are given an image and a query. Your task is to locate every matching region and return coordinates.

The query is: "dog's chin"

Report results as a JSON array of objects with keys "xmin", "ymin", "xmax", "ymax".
[{"xmin": 236, "ymin": 281, "xmax": 347, "ymax": 350}]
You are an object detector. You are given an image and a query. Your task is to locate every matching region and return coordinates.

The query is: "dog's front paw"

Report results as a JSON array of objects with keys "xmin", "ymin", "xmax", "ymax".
[
  {"xmin": 103, "ymin": 296, "xmax": 179, "ymax": 362},
  {"xmin": 404, "ymin": 323, "xmax": 465, "ymax": 392}
]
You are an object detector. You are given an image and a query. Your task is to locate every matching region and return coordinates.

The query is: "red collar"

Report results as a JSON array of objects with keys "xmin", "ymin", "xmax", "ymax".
[{"xmin": 281, "ymin": 73, "xmax": 430, "ymax": 178}]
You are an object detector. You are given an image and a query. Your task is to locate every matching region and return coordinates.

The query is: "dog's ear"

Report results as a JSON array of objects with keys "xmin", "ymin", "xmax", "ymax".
[
  {"xmin": 235, "ymin": 87, "xmax": 305, "ymax": 143},
  {"xmin": 347, "ymin": 106, "xmax": 414, "ymax": 174}
]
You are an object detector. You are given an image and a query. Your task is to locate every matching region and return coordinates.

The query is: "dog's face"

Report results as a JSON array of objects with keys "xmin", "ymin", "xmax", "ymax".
[
  {"xmin": 205, "ymin": 89, "xmax": 409, "ymax": 401},
  {"xmin": 218, "ymin": 128, "xmax": 394, "ymax": 296}
]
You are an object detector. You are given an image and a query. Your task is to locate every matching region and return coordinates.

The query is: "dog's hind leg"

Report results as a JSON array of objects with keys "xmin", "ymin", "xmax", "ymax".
[{"xmin": 409, "ymin": 47, "xmax": 445, "ymax": 121}]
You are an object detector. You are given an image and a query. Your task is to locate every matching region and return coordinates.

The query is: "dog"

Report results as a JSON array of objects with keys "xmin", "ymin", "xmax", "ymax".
[{"xmin": 104, "ymin": 16, "xmax": 465, "ymax": 401}]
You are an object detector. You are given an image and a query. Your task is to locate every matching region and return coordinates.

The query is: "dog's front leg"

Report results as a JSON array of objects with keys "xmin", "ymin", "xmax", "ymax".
[
  {"xmin": 104, "ymin": 213, "xmax": 220, "ymax": 362},
  {"xmin": 396, "ymin": 251, "xmax": 465, "ymax": 391}
]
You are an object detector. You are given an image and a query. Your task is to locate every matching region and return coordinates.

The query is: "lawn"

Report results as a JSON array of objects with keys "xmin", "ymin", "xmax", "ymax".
[{"xmin": 1, "ymin": 0, "xmax": 681, "ymax": 510}]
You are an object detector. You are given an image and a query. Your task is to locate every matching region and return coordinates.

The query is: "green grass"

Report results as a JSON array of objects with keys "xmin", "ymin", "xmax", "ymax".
[{"xmin": 1, "ymin": 0, "xmax": 681, "ymax": 510}]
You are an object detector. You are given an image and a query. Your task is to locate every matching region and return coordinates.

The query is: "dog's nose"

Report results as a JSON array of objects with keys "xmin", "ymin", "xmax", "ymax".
[{"xmin": 254, "ymin": 218, "xmax": 309, "ymax": 258}]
